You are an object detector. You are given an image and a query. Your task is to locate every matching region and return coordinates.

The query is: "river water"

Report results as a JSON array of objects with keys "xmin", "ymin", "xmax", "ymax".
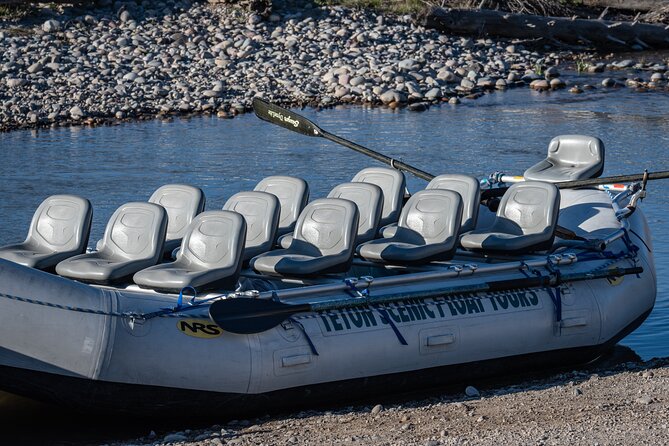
[{"xmin": 0, "ymin": 80, "xmax": 668, "ymax": 443}]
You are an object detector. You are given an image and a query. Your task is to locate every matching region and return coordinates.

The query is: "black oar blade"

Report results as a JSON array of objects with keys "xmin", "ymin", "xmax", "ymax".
[
  {"xmin": 252, "ymin": 98, "xmax": 321, "ymax": 138},
  {"xmin": 209, "ymin": 297, "xmax": 311, "ymax": 334}
]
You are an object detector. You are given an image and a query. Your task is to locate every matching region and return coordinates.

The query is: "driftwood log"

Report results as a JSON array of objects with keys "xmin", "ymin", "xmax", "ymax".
[{"xmin": 422, "ymin": 7, "xmax": 669, "ymax": 50}]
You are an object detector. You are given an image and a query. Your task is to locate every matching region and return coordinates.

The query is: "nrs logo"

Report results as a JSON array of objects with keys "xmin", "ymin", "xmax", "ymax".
[{"xmin": 177, "ymin": 319, "xmax": 223, "ymax": 339}]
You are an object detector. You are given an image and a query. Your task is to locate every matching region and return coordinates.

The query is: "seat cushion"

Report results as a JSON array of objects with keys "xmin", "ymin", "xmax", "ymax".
[
  {"xmin": 0, "ymin": 244, "xmax": 70, "ymax": 270},
  {"xmin": 250, "ymin": 249, "xmax": 351, "ymax": 276},
  {"xmin": 133, "ymin": 263, "xmax": 240, "ymax": 293},
  {"xmin": 56, "ymin": 252, "xmax": 158, "ymax": 284}
]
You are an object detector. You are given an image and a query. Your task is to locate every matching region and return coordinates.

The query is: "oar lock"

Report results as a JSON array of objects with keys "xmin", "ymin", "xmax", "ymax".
[{"xmin": 344, "ymin": 276, "xmax": 374, "ymax": 298}]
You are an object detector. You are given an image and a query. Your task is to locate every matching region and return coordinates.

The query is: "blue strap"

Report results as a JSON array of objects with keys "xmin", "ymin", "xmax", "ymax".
[
  {"xmin": 176, "ymin": 286, "xmax": 197, "ymax": 309},
  {"xmin": 373, "ymin": 304, "xmax": 408, "ymax": 346},
  {"xmin": 528, "ymin": 266, "xmax": 562, "ymax": 323},
  {"xmin": 544, "ymin": 276, "xmax": 562, "ymax": 323},
  {"xmin": 289, "ymin": 317, "xmax": 319, "ymax": 356}
]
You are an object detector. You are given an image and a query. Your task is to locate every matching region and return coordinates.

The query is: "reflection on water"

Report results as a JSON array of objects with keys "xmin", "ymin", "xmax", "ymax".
[{"xmin": 0, "ymin": 74, "xmax": 668, "ymax": 443}]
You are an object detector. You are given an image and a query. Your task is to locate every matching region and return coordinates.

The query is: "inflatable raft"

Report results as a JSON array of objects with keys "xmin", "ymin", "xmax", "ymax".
[{"xmin": 0, "ymin": 105, "xmax": 658, "ymax": 415}]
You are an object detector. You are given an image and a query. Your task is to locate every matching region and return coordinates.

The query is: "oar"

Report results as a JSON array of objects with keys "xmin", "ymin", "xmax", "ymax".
[
  {"xmin": 210, "ymin": 266, "xmax": 642, "ymax": 334},
  {"xmin": 482, "ymin": 170, "xmax": 669, "ymax": 200},
  {"xmin": 252, "ymin": 98, "xmax": 433, "ymax": 181},
  {"xmin": 253, "ymin": 98, "xmax": 669, "ymax": 194}
]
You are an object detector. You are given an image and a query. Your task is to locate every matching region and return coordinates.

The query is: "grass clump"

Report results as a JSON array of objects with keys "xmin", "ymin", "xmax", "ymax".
[{"xmin": 314, "ymin": 0, "xmax": 428, "ymax": 15}]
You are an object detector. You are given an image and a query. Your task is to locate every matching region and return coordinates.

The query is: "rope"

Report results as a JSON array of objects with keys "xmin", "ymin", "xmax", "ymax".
[{"xmin": 0, "ymin": 291, "xmax": 210, "ymax": 320}]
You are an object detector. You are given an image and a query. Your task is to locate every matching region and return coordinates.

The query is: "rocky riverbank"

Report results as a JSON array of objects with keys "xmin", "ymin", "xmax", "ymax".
[
  {"xmin": 1, "ymin": 0, "xmax": 667, "ymax": 133},
  {"xmin": 105, "ymin": 356, "xmax": 669, "ymax": 446}
]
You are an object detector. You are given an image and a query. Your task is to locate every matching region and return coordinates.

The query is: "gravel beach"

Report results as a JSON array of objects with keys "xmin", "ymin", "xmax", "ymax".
[
  {"xmin": 105, "ymin": 356, "xmax": 669, "ymax": 446},
  {"xmin": 1, "ymin": 0, "xmax": 667, "ymax": 132}
]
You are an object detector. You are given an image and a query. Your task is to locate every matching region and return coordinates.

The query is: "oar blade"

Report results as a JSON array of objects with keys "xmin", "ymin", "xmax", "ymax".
[
  {"xmin": 209, "ymin": 297, "xmax": 309, "ymax": 334},
  {"xmin": 252, "ymin": 98, "xmax": 321, "ymax": 138}
]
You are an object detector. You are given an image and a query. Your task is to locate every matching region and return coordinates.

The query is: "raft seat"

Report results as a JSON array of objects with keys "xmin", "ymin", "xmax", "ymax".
[
  {"xmin": 357, "ymin": 189, "xmax": 463, "ymax": 264},
  {"xmin": 352, "ymin": 167, "xmax": 406, "ymax": 228},
  {"xmin": 223, "ymin": 191, "xmax": 280, "ymax": 262},
  {"xmin": 0, "ymin": 195, "xmax": 92, "ymax": 271},
  {"xmin": 278, "ymin": 181, "xmax": 383, "ymax": 249},
  {"xmin": 382, "ymin": 174, "xmax": 480, "ymax": 238},
  {"xmin": 523, "ymin": 135, "xmax": 605, "ymax": 182},
  {"xmin": 460, "ymin": 181, "xmax": 560, "ymax": 253},
  {"xmin": 250, "ymin": 198, "xmax": 359, "ymax": 277},
  {"xmin": 148, "ymin": 184, "xmax": 206, "ymax": 257},
  {"xmin": 133, "ymin": 211, "xmax": 246, "ymax": 293},
  {"xmin": 56, "ymin": 202, "xmax": 167, "ymax": 284},
  {"xmin": 254, "ymin": 176, "xmax": 309, "ymax": 240}
]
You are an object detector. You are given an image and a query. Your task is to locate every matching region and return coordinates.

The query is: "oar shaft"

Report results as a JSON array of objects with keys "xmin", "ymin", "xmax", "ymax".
[
  {"xmin": 311, "ymin": 266, "xmax": 640, "ymax": 312},
  {"xmin": 320, "ymin": 129, "xmax": 434, "ymax": 182},
  {"xmin": 554, "ymin": 170, "xmax": 669, "ymax": 189}
]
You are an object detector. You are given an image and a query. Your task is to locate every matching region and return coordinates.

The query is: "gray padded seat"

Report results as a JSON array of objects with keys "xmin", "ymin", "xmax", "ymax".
[
  {"xmin": 134, "ymin": 211, "xmax": 246, "ymax": 293},
  {"xmin": 460, "ymin": 181, "xmax": 560, "ymax": 253},
  {"xmin": 427, "ymin": 174, "xmax": 480, "ymax": 233},
  {"xmin": 352, "ymin": 167, "xmax": 406, "ymax": 227},
  {"xmin": 523, "ymin": 135, "xmax": 605, "ymax": 182},
  {"xmin": 0, "ymin": 195, "xmax": 92, "ymax": 270},
  {"xmin": 357, "ymin": 190, "xmax": 463, "ymax": 264},
  {"xmin": 278, "ymin": 182, "xmax": 383, "ymax": 249},
  {"xmin": 56, "ymin": 202, "xmax": 167, "ymax": 284},
  {"xmin": 223, "ymin": 191, "xmax": 279, "ymax": 261},
  {"xmin": 254, "ymin": 176, "xmax": 309, "ymax": 238},
  {"xmin": 148, "ymin": 184, "xmax": 205, "ymax": 255},
  {"xmin": 250, "ymin": 198, "xmax": 359, "ymax": 277}
]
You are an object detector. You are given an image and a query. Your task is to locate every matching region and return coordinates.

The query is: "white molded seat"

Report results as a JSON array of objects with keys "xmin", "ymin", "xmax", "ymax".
[
  {"xmin": 148, "ymin": 184, "xmax": 205, "ymax": 256},
  {"xmin": 254, "ymin": 176, "xmax": 309, "ymax": 238},
  {"xmin": 134, "ymin": 211, "xmax": 246, "ymax": 293},
  {"xmin": 358, "ymin": 190, "xmax": 463, "ymax": 264},
  {"xmin": 223, "ymin": 191, "xmax": 279, "ymax": 261},
  {"xmin": 426, "ymin": 174, "xmax": 480, "ymax": 233},
  {"xmin": 523, "ymin": 135, "xmax": 605, "ymax": 182},
  {"xmin": 383, "ymin": 174, "xmax": 481, "ymax": 238},
  {"xmin": 352, "ymin": 167, "xmax": 406, "ymax": 227},
  {"xmin": 56, "ymin": 202, "xmax": 167, "ymax": 284},
  {"xmin": 250, "ymin": 198, "xmax": 359, "ymax": 276},
  {"xmin": 0, "ymin": 195, "xmax": 92, "ymax": 270},
  {"xmin": 278, "ymin": 182, "xmax": 384, "ymax": 249},
  {"xmin": 460, "ymin": 181, "xmax": 560, "ymax": 253}
]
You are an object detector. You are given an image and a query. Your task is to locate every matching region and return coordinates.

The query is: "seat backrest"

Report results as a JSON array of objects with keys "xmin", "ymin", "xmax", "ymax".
[
  {"xmin": 426, "ymin": 174, "xmax": 480, "ymax": 232},
  {"xmin": 223, "ymin": 191, "xmax": 279, "ymax": 260},
  {"xmin": 327, "ymin": 182, "xmax": 383, "ymax": 244},
  {"xmin": 496, "ymin": 182, "xmax": 560, "ymax": 236},
  {"xmin": 25, "ymin": 194, "xmax": 92, "ymax": 254},
  {"xmin": 397, "ymin": 190, "xmax": 463, "ymax": 244},
  {"xmin": 352, "ymin": 167, "xmax": 406, "ymax": 227},
  {"xmin": 99, "ymin": 202, "xmax": 168, "ymax": 262},
  {"xmin": 148, "ymin": 184, "xmax": 205, "ymax": 248},
  {"xmin": 292, "ymin": 198, "xmax": 359, "ymax": 256},
  {"xmin": 254, "ymin": 176, "xmax": 309, "ymax": 237},
  {"xmin": 179, "ymin": 210, "xmax": 246, "ymax": 271}
]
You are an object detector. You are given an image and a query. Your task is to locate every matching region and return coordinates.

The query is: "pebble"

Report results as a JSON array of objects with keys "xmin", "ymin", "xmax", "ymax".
[
  {"xmin": 42, "ymin": 19, "xmax": 61, "ymax": 33},
  {"xmin": 163, "ymin": 432, "xmax": 188, "ymax": 442},
  {"xmin": 370, "ymin": 404, "xmax": 383, "ymax": 415},
  {"xmin": 465, "ymin": 386, "xmax": 480, "ymax": 397}
]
